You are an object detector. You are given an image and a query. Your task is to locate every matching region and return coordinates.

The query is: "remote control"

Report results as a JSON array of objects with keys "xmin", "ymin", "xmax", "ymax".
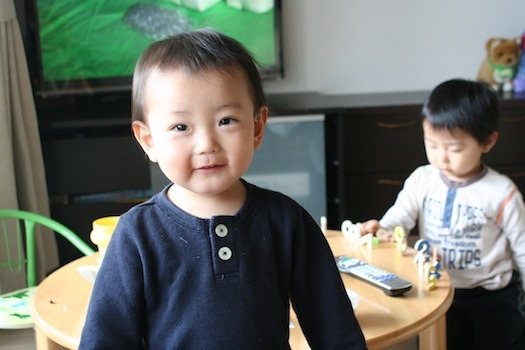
[{"xmin": 335, "ymin": 255, "xmax": 412, "ymax": 296}]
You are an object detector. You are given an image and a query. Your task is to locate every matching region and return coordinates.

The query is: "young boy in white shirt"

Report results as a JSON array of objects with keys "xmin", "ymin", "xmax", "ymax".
[{"xmin": 361, "ymin": 79, "xmax": 525, "ymax": 349}]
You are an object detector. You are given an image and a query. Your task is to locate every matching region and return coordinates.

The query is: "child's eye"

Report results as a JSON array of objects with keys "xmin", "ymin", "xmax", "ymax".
[
  {"xmin": 172, "ymin": 124, "xmax": 188, "ymax": 132},
  {"xmin": 219, "ymin": 118, "xmax": 236, "ymax": 126}
]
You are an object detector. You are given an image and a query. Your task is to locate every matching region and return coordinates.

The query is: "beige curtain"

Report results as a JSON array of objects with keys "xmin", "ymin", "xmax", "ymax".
[{"xmin": 0, "ymin": 0, "xmax": 58, "ymax": 293}]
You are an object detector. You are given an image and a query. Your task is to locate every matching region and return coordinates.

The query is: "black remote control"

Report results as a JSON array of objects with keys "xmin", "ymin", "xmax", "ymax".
[{"xmin": 335, "ymin": 255, "xmax": 412, "ymax": 296}]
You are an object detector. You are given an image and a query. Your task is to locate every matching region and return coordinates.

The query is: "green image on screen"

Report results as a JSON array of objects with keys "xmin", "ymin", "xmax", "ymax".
[{"xmin": 37, "ymin": 0, "xmax": 278, "ymax": 83}]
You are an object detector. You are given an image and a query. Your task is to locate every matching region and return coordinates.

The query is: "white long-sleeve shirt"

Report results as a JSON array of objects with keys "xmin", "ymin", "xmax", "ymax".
[{"xmin": 380, "ymin": 165, "xmax": 525, "ymax": 291}]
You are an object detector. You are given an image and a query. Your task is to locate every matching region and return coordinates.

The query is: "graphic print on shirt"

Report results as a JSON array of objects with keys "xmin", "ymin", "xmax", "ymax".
[{"xmin": 423, "ymin": 188, "xmax": 483, "ymax": 271}]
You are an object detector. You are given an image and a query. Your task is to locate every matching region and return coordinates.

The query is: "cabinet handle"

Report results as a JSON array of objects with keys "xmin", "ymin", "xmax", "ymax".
[
  {"xmin": 377, "ymin": 179, "xmax": 404, "ymax": 186},
  {"xmin": 376, "ymin": 120, "xmax": 417, "ymax": 129},
  {"xmin": 501, "ymin": 116, "xmax": 525, "ymax": 123}
]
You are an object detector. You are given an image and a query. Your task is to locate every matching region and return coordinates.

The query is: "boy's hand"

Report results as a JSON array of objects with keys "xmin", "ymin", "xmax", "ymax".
[{"xmin": 360, "ymin": 220, "xmax": 380, "ymax": 235}]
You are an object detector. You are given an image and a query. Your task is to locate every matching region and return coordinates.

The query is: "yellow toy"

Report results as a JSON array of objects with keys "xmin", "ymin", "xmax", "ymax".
[{"xmin": 393, "ymin": 226, "xmax": 407, "ymax": 255}]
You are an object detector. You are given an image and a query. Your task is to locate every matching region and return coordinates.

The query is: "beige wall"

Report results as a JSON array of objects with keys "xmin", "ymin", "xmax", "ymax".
[{"xmin": 265, "ymin": 0, "xmax": 525, "ymax": 95}]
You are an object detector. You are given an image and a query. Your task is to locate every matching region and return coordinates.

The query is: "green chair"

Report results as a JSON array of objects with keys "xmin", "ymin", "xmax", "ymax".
[{"xmin": 0, "ymin": 209, "xmax": 95, "ymax": 329}]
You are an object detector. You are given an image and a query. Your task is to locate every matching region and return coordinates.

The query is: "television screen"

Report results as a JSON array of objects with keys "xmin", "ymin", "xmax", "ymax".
[{"xmin": 26, "ymin": 0, "xmax": 283, "ymax": 97}]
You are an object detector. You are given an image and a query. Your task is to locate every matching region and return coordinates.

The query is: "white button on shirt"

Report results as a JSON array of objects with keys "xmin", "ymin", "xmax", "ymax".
[
  {"xmin": 215, "ymin": 224, "xmax": 228, "ymax": 238},
  {"xmin": 218, "ymin": 246, "xmax": 232, "ymax": 261}
]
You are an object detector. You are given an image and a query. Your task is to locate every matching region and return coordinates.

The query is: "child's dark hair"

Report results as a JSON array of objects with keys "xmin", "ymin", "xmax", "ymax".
[
  {"xmin": 132, "ymin": 28, "xmax": 267, "ymax": 123},
  {"xmin": 421, "ymin": 79, "xmax": 499, "ymax": 144}
]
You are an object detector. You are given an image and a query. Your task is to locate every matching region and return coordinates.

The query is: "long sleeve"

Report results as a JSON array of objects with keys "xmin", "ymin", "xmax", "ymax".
[
  {"xmin": 290, "ymin": 209, "xmax": 366, "ymax": 349},
  {"xmin": 499, "ymin": 187, "xmax": 525, "ymax": 292},
  {"xmin": 379, "ymin": 166, "xmax": 430, "ymax": 232},
  {"xmin": 79, "ymin": 219, "xmax": 146, "ymax": 349}
]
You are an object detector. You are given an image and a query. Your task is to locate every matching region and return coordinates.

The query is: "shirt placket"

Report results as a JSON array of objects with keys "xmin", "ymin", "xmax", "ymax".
[{"xmin": 209, "ymin": 217, "xmax": 238, "ymax": 278}]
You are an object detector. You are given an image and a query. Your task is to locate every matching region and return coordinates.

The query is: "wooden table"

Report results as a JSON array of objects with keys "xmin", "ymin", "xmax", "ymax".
[
  {"xmin": 31, "ymin": 253, "xmax": 98, "ymax": 350},
  {"xmin": 32, "ymin": 230, "xmax": 453, "ymax": 349},
  {"xmin": 289, "ymin": 230, "xmax": 454, "ymax": 349}
]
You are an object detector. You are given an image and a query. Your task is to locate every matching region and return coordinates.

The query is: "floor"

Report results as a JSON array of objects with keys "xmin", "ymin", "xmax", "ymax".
[
  {"xmin": 0, "ymin": 328, "xmax": 418, "ymax": 349},
  {"xmin": 0, "ymin": 329, "xmax": 36, "ymax": 350}
]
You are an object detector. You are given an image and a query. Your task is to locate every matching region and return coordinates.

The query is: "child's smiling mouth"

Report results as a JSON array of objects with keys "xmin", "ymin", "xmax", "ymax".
[{"xmin": 195, "ymin": 164, "xmax": 224, "ymax": 173}]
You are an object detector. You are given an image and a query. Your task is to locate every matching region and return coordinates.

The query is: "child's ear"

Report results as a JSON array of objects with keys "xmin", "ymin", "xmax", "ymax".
[
  {"xmin": 254, "ymin": 106, "xmax": 268, "ymax": 150},
  {"xmin": 132, "ymin": 121, "xmax": 158, "ymax": 163},
  {"xmin": 482, "ymin": 131, "xmax": 499, "ymax": 153}
]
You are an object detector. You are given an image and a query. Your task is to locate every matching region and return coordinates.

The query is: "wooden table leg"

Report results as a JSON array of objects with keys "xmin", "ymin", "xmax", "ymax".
[
  {"xmin": 35, "ymin": 326, "xmax": 68, "ymax": 350},
  {"xmin": 419, "ymin": 314, "xmax": 447, "ymax": 350}
]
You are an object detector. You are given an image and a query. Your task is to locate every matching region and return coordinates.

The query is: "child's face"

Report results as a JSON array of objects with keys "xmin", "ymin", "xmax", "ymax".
[
  {"xmin": 423, "ymin": 120, "xmax": 498, "ymax": 182},
  {"xmin": 133, "ymin": 66, "xmax": 267, "ymax": 201}
]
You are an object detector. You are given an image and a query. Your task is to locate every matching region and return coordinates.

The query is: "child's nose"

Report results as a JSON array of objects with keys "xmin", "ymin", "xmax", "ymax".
[
  {"xmin": 195, "ymin": 130, "xmax": 219, "ymax": 154},
  {"xmin": 437, "ymin": 149, "xmax": 449, "ymax": 164}
]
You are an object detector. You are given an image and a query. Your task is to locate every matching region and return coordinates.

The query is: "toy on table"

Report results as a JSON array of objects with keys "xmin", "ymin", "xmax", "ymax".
[
  {"xmin": 477, "ymin": 36, "xmax": 522, "ymax": 92},
  {"xmin": 340, "ymin": 220, "xmax": 378, "ymax": 249},
  {"xmin": 341, "ymin": 220, "xmax": 360, "ymax": 240},
  {"xmin": 393, "ymin": 226, "xmax": 408, "ymax": 255},
  {"xmin": 413, "ymin": 238, "xmax": 442, "ymax": 290},
  {"xmin": 340, "ymin": 221, "xmax": 404, "ymax": 251},
  {"xmin": 427, "ymin": 261, "xmax": 442, "ymax": 291},
  {"xmin": 337, "ymin": 222, "xmax": 411, "ymax": 296},
  {"xmin": 339, "ymin": 221, "xmax": 443, "ymax": 290},
  {"xmin": 320, "ymin": 216, "xmax": 328, "ymax": 235},
  {"xmin": 413, "ymin": 239, "xmax": 431, "ymax": 263}
]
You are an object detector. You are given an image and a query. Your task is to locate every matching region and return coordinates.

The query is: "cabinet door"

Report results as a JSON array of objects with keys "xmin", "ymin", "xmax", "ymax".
[
  {"xmin": 340, "ymin": 172, "xmax": 409, "ymax": 223},
  {"xmin": 484, "ymin": 111, "xmax": 525, "ymax": 167},
  {"xmin": 43, "ymin": 136, "xmax": 150, "ymax": 195},
  {"xmin": 339, "ymin": 107, "xmax": 427, "ymax": 175},
  {"xmin": 331, "ymin": 108, "xmax": 427, "ymax": 226},
  {"xmin": 42, "ymin": 136, "xmax": 151, "ymax": 265}
]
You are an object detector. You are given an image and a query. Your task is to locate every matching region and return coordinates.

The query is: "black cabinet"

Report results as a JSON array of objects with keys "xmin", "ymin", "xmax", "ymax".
[
  {"xmin": 37, "ymin": 91, "xmax": 525, "ymax": 262},
  {"xmin": 43, "ymin": 136, "xmax": 148, "ymax": 195},
  {"xmin": 326, "ymin": 104, "xmax": 426, "ymax": 226},
  {"xmin": 37, "ymin": 94, "xmax": 151, "ymax": 264},
  {"xmin": 485, "ymin": 100, "xmax": 525, "ymax": 195}
]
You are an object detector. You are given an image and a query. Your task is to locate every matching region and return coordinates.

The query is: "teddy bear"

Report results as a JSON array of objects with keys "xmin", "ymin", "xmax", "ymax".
[{"xmin": 477, "ymin": 37, "xmax": 522, "ymax": 92}]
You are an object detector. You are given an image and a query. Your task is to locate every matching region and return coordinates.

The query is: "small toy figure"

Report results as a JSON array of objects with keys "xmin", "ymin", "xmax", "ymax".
[
  {"xmin": 341, "ymin": 220, "xmax": 378, "ymax": 249},
  {"xmin": 427, "ymin": 261, "xmax": 442, "ymax": 291},
  {"xmin": 320, "ymin": 216, "xmax": 328, "ymax": 235},
  {"xmin": 393, "ymin": 226, "xmax": 407, "ymax": 255},
  {"xmin": 341, "ymin": 220, "xmax": 361, "ymax": 241}
]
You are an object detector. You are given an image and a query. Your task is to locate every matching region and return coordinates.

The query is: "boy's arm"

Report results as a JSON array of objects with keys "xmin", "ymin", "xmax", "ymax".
[
  {"xmin": 500, "ymin": 188, "xmax": 525, "ymax": 293},
  {"xmin": 290, "ymin": 209, "xmax": 367, "ymax": 349},
  {"xmin": 79, "ymin": 222, "xmax": 145, "ymax": 349},
  {"xmin": 378, "ymin": 169, "xmax": 423, "ymax": 232},
  {"xmin": 360, "ymin": 168, "xmax": 425, "ymax": 237}
]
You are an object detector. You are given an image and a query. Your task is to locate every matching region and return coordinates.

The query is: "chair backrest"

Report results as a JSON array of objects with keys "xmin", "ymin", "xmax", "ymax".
[{"xmin": 0, "ymin": 209, "xmax": 95, "ymax": 287}]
